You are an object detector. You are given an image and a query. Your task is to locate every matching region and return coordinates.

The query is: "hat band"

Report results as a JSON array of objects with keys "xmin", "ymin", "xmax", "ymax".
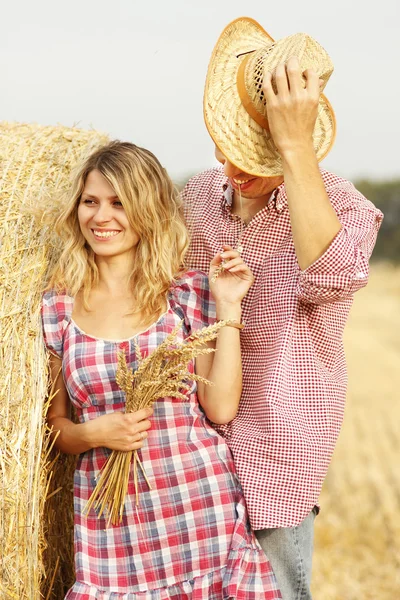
[{"xmin": 236, "ymin": 53, "xmax": 270, "ymax": 132}]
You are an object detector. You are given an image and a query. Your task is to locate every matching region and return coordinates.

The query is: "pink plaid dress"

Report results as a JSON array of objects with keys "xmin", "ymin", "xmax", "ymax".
[{"xmin": 41, "ymin": 272, "xmax": 281, "ymax": 600}]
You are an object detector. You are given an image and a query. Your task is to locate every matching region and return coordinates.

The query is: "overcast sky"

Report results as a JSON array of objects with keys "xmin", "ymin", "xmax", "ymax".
[{"xmin": 1, "ymin": 0, "xmax": 399, "ymax": 183}]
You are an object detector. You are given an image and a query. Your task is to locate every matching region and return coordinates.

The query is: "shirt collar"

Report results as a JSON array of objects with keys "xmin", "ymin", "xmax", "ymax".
[
  {"xmin": 221, "ymin": 179, "xmax": 287, "ymax": 213},
  {"xmin": 222, "ymin": 181, "xmax": 233, "ymax": 206}
]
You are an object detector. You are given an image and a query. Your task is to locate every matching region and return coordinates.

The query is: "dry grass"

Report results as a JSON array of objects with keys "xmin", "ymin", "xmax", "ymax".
[
  {"xmin": 0, "ymin": 121, "xmax": 108, "ymax": 599},
  {"xmin": 312, "ymin": 263, "xmax": 400, "ymax": 599}
]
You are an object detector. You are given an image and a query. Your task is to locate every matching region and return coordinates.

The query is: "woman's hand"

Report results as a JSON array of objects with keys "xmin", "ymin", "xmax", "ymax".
[
  {"xmin": 197, "ymin": 246, "xmax": 253, "ymax": 423},
  {"xmin": 86, "ymin": 408, "xmax": 153, "ymax": 452},
  {"xmin": 209, "ymin": 245, "xmax": 254, "ymax": 307}
]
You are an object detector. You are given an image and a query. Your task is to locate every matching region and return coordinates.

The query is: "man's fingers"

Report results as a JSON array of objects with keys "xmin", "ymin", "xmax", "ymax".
[
  {"xmin": 262, "ymin": 70, "xmax": 276, "ymax": 104},
  {"xmin": 303, "ymin": 68, "xmax": 320, "ymax": 98},
  {"xmin": 274, "ymin": 62, "xmax": 290, "ymax": 97},
  {"xmin": 286, "ymin": 56, "xmax": 304, "ymax": 93},
  {"xmin": 264, "ymin": 59, "xmax": 322, "ymax": 101}
]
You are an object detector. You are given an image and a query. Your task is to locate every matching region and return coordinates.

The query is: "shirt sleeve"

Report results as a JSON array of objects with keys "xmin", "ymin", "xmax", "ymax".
[
  {"xmin": 41, "ymin": 290, "xmax": 69, "ymax": 358},
  {"xmin": 171, "ymin": 271, "xmax": 217, "ymax": 334},
  {"xmin": 296, "ymin": 184, "xmax": 383, "ymax": 305}
]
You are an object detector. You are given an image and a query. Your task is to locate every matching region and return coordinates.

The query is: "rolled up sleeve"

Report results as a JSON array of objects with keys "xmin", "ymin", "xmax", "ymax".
[{"xmin": 297, "ymin": 187, "xmax": 383, "ymax": 305}]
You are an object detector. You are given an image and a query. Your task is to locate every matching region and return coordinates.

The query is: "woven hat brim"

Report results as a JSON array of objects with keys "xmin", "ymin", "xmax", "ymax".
[{"xmin": 204, "ymin": 17, "xmax": 337, "ymax": 177}]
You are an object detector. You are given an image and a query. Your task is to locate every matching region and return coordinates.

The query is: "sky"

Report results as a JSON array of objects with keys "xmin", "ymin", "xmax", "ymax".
[{"xmin": 1, "ymin": 0, "xmax": 399, "ymax": 183}]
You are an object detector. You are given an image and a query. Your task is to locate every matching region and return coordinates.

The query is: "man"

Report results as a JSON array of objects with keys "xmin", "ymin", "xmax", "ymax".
[{"xmin": 182, "ymin": 17, "xmax": 383, "ymax": 600}]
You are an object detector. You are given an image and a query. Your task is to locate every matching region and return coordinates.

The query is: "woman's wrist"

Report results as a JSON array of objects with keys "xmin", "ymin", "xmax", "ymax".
[
  {"xmin": 80, "ymin": 420, "xmax": 98, "ymax": 449},
  {"xmin": 215, "ymin": 301, "xmax": 242, "ymax": 322}
]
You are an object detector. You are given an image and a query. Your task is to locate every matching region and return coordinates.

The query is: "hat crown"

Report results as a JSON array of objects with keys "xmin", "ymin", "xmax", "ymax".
[
  {"xmin": 204, "ymin": 18, "xmax": 337, "ymax": 177},
  {"xmin": 242, "ymin": 33, "xmax": 334, "ymax": 125}
]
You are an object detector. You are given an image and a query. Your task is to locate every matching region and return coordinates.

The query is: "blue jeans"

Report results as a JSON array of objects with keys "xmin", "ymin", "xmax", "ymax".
[{"xmin": 255, "ymin": 508, "xmax": 317, "ymax": 600}]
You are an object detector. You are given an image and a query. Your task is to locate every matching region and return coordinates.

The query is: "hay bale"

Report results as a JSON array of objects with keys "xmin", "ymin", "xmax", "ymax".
[{"xmin": 0, "ymin": 122, "xmax": 109, "ymax": 599}]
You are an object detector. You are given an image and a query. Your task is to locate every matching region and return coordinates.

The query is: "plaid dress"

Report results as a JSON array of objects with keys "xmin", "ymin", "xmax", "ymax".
[{"xmin": 41, "ymin": 272, "xmax": 281, "ymax": 600}]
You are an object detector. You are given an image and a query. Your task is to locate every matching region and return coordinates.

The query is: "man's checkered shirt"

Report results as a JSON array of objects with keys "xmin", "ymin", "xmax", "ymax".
[{"xmin": 182, "ymin": 167, "xmax": 383, "ymax": 529}]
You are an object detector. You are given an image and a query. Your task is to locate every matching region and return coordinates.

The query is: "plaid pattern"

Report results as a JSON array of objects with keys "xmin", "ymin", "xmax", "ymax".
[
  {"xmin": 41, "ymin": 272, "xmax": 281, "ymax": 599},
  {"xmin": 183, "ymin": 168, "xmax": 383, "ymax": 530}
]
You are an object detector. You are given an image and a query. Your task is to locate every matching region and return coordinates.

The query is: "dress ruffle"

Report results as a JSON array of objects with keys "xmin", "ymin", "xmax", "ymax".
[{"xmin": 65, "ymin": 544, "xmax": 280, "ymax": 599}]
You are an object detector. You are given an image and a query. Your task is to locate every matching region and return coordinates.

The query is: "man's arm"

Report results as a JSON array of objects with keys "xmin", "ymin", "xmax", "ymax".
[
  {"xmin": 263, "ymin": 57, "xmax": 342, "ymax": 270},
  {"xmin": 282, "ymin": 146, "xmax": 342, "ymax": 270},
  {"xmin": 263, "ymin": 57, "xmax": 382, "ymax": 304},
  {"xmin": 295, "ymin": 183, "xmax": 382, "ymax": 304}
]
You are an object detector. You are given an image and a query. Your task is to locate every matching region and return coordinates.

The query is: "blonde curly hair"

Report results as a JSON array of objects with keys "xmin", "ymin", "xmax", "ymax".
[{"xmin": 47, "ymin": 141, "xmax": 189, "ymax": 321}]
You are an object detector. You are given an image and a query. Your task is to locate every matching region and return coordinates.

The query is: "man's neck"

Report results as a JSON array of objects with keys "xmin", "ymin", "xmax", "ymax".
[{"xmin": 231, "ymin": 190, "xmax": 275, "ymax": 224}]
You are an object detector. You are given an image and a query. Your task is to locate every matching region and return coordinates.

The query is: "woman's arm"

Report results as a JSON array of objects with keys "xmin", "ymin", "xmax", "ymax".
[
  {"xmin": 196, "ymin": 247, "xmax": 253, "ymax": 424},
  {"xmin": 47, "ymin": 354, "xmax": 152, "ymax": 455}
]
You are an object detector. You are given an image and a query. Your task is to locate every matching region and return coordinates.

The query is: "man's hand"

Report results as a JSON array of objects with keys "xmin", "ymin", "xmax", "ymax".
[
  {"xmin": 262, "ymin": 56, "xmax": 322, "ymax": 157},
  {"xmin": 262, "ymin": 56, "xmax": 341, "ymax": 270}
]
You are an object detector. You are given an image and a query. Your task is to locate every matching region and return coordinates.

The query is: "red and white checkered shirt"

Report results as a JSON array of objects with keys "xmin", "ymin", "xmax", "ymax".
[{"xmin": 182, "ymin": 167, "xmax": 383, "ymax": 529}]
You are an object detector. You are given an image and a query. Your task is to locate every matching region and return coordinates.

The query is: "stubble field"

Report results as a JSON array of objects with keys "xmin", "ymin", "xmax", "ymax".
[{"xmin": 312, "ymin": 263, "xmax": 400, "ymax": 599}]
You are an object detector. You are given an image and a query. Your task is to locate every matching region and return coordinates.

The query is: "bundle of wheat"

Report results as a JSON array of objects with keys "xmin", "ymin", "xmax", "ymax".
[
  {"xmin": 84, "ymin": 319, "xmax": 234, "ymax": 526},
  {"xmin": 0, "ymin": 121, "xmax": 109, "ymax": 599}
]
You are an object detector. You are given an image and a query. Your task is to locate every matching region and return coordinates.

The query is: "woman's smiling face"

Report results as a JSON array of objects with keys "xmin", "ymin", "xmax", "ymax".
[{"xmin": 77, "ymin": 169, "xmax": 140, "ymax": 259}]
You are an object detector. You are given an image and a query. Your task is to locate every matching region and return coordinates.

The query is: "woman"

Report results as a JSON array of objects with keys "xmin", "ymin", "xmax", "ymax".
[{"xmin": 41, "ymin": 141, "xmax": 281, "ymax": 599}]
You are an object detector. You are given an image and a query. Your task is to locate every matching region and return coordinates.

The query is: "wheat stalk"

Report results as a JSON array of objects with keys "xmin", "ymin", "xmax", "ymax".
[{"xmin": 83, "ymin": 319, "xmax": 234, "ymax": 526}]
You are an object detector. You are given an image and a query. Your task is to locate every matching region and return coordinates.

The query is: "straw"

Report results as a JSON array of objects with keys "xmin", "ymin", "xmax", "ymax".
[
  {"xmin": 204, "ymin": 18, "xmax": 336, "ymax": 177},
  {"xmin": 0, "ymin": 121, "xmax": 109, "ymax": 599}
]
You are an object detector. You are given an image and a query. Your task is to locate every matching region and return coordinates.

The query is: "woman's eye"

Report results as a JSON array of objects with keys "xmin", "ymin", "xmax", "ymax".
[
  {"xmin": 82, "ymin": 198, "xmax": 95, "ymax": 205},
  {"xmin": 113, "ymin": 201, "xmax": 123, "ymax": 207}
]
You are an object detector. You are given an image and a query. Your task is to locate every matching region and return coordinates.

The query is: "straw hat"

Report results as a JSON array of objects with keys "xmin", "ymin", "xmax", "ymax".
[{"xmin": 204, "ymin": 17, "xmax": 336, "ymax": 177}]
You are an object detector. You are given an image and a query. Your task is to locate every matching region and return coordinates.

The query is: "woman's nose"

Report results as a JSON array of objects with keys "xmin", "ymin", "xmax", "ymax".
[{"xmin": 94, "ymin": 203, "xmax": 113, "ymax": 223}]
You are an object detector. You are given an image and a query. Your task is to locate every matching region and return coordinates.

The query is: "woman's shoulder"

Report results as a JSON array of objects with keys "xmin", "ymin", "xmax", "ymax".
[
  {"xmin": 169, "ymin": 270, "xmax": 215, "ymax": 330},
  {"xmin": 171, "ymin": 270, "xmax": 210, "ymax": 295},
  {"xmin": 42, "ymin": 288, "xmax": 74, "ymax": 319},
  {"xmin": 41, "ymin": 289, "xmax": 74, "ymax": 357}
]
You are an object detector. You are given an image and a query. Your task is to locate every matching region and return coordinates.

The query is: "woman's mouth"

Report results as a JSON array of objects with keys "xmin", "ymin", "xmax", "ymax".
[
  {"xmin": 91, "ymin": 229, "xmax": 121, "ymax": 241},
  {"xmin": 231, "ymin": 177, "xmax": 256, "ymax": 192}
]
